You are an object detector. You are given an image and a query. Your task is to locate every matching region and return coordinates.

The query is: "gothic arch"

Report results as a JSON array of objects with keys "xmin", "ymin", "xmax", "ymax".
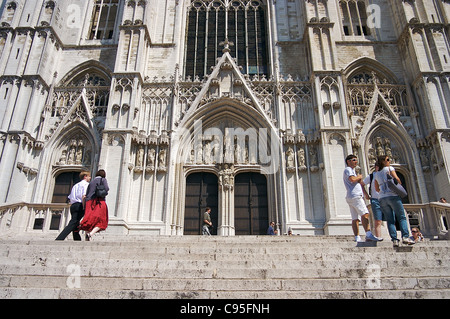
[
  {"xmin": 177, "ymin": 99, "xmax": 279, "ymax": 169},
  {"xmin": 34, "ymin": 121, "xmax": 100, "ymax": 203},
  {"xmin": 58, "ymin": 60, "xmax": 112, "ymax": 87},
  {"xmin": 170, "ymin": 97, "xmax": 281, "ymax": 235},
  {"xmin": 365, "ymin": 121, "xmax": 413, "ymax": 166},
  {"xmin": 50, "ymin": 124, "xmax": 98, "ymax": 171},
  {"xmin": 343, "ymin": 57, "xmax": 399, "ymax": 84},
  {"xmin": 364, "ymin": 121, "xmax": 418, "ymax": 203},
  {"xmin": 34, "ymin": 94, "xmax": 102, "ymax": 203}
]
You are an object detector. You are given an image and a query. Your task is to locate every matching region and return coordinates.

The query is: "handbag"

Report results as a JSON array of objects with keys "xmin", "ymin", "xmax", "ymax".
[
  {"xmin": 386, "ymin": 170, "xmax": 407, "ymax": 198},
  {"xmin": 95, "ymin": 178, "xmax": 108, "ymax": 198}
]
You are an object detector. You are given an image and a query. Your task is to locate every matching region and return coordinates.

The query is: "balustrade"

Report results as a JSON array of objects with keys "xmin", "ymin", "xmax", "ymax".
[{"xmin": 0, "ymin": 202, "xmax": 448, "ymax": 238}]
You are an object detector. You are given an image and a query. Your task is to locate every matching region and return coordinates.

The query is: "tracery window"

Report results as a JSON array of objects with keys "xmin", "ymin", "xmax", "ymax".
[
  {"xmin": 339, "ymin": 0, "xmax": 370, "ymax": 36},
  {"xmin": 89, "ymin": 0, "xmax": 119, "ymax": 40},
  {"xmin": 51, "ymin": 72, "xmax": 111, "ymax": 119},
  {"xmin": 184, "ymin": 0, "xmax": 268, "ymax": 78},
  {"xmin": 347, "ymin": 70, "xmax": 409, "ymax": 118}
]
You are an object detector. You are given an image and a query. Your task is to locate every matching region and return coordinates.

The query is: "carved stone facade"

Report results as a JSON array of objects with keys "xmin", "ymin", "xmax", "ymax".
[{"xmin": 0, "ymin": 0, "xmax": 449, "ymax": 235}]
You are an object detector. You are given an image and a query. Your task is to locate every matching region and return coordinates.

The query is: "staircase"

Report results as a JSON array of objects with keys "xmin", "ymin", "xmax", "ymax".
[{"xmin": 0, "ymin": 234, "xmax": 449, "ymax": 299}]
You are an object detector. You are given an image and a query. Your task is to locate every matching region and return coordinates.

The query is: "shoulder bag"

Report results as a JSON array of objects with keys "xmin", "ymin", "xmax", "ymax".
[{"xmin": 386, "ymin": 170, "xmax": 407, "ymax": 198}]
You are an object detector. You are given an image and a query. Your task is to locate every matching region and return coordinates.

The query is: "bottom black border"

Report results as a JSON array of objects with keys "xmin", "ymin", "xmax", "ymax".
[{"xmin": 1, "ymin": 299, "xmax": 439, "ymax": 318}]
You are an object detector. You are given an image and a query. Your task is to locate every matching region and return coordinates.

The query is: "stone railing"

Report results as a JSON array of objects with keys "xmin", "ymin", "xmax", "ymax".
[
  {"xmin": 0, "ymin": 202, "xmax": 70, "ymax": 236},
  {"xmin": 404, "ymin": 202, "xmax": 450, "ymax": 239},
  {"xmin": 0, "ymin": 202, "xmax": 449, "ymax": 238}
]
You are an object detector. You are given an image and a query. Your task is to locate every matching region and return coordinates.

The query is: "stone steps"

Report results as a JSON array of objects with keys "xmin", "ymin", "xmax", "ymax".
[
  {"xmin": 0, "ymin": 234, "xmax": 449, "ymax": 299},
  {"xmin": 2, "ymin": 286, "xmax": 449, "ymax": 299}
]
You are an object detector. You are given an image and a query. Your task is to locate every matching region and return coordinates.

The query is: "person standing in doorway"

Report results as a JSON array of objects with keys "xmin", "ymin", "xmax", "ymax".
[
  {"xmin": 343, "ymin": 154, "xmax": 379, "ymax": 242},
  {"xmin": 55, "ymin": 171, "xmax": 91, "ymax": 241},
  {"xmin": 203, "ymin": 207, "xmax": 212, "ymax": 236}
]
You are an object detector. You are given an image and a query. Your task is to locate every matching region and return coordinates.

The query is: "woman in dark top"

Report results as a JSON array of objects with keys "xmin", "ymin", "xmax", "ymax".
[{"xmin": 79, "ymin": 169, "xmax": 109, "ymax": 240}]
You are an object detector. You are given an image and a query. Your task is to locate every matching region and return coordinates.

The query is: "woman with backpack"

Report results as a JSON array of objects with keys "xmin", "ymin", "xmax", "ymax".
[{"xmin": 79, "ymin": 169, "xmax": 109, "ymax": 241}]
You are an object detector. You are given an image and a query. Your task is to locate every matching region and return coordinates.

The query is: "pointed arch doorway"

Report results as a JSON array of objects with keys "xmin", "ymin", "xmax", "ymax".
[
  {"xmin": 184, "ymin": 172, "xmax": 219, "ymax": 235},
  {"xmin": 234, "ymin": 172, "xmax": 269, "ymax": 235}
]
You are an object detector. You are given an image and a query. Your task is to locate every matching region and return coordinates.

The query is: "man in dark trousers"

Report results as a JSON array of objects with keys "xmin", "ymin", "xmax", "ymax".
[{"xmin": 55, "ymin": 171, "xmax": 91, "ymax": 241}]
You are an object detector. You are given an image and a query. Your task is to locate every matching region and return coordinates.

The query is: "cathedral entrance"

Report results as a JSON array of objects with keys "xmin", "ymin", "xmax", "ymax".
[
  {"xmin": 184, "ymin": 172, "xmax": 219, "ymax": 235},
  {"xmin": 234, "ymin": 172, "xmax": 268, "ymax": 235}
]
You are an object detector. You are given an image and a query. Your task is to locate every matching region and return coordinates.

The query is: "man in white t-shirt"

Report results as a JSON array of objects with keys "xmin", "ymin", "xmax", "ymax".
[{"xmin": 343, "ymin": 154, "xmax": 378, "ymax": 242}]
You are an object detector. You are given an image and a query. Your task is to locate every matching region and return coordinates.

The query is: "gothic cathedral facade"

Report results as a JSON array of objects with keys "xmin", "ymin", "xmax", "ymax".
[{"xmin": 0, "ymin": 0, "xmax": 449, "ymax": 236}]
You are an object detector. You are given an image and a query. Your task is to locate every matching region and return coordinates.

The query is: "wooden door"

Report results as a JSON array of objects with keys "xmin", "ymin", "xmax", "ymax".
[
  {"xmin": 184, "ymin": 172, "xmax": 219, "ymax": 235},
  {"xmin": 52, "ymin": 172, "xmax": 81, "ymax": 203},
  {"xmin": 234, "ymin": 172, "xmax": 268, "ymax": 235}
]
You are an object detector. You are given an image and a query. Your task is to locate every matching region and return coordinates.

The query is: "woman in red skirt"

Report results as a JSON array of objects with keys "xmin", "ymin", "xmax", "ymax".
[{"xmin": 79, "ymin": 169, "xmax": 109, "ymax": 241}]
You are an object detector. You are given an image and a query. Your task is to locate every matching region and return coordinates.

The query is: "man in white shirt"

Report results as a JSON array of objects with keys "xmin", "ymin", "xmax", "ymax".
[
  {"xmin": 55, "ymin": 171, "xmax": 91, "ymax": 241},
  {"xmin": 343, "ymin": 155, "xmax": 378, "ymax": 242}
]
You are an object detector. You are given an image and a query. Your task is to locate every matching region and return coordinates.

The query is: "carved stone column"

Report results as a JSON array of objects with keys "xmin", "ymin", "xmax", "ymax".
[{"xmin": 218, "ymin": 164, "xmax": 235, "ymax": 236}]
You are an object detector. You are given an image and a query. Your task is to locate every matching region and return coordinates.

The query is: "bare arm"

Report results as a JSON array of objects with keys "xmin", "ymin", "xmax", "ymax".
[
  {"xmin": 390, "ymin": 170, "xmax": 401, "ymax": 184},
  {"xmin": 362, "ymin": 184, "xmax": 370, "ymax": 199},
  {"xmin": 349, "ymin": 174, "xmax": 363, "ymax": 183},
  {"xmin": 375, "ymin": 179, "xmax": 380, "ymax": 193}
]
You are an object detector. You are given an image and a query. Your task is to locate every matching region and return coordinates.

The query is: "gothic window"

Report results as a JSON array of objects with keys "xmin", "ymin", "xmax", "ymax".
[
  {"xmin": 89, "ymin": 0, "xmax": 119, "ymax": 40},
  {"xmin": 184, "ymin": 0, "xmax": 269, "ymax": 78},
  {"xmin": 51, "ymin": 71, "xmax": 111, "ymax": 119},
  {"xmin": 339, "ymin": 0, "xmax": 370, "ymax": 36}
]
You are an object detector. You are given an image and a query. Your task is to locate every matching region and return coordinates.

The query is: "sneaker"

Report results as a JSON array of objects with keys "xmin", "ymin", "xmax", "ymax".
[
  {"xmin": 402, "ymin": 237, "xmax": 415, "ymax": 245},
  {"xmin": 355, "ymin": 235, "xmax": 363, "ymax": 242},
  {"xmin": 366, "ymin": 232, "xmax": 382, "ymax": 242},
  {"xmin": 392, "ymin": 239, "xmax": 400, "ymax": 247}
]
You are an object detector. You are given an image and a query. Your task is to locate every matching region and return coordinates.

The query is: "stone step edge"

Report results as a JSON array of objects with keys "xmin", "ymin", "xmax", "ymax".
[{"xmin": 1, "ymin": 287, "xmax": 449, "ymax": 299}]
